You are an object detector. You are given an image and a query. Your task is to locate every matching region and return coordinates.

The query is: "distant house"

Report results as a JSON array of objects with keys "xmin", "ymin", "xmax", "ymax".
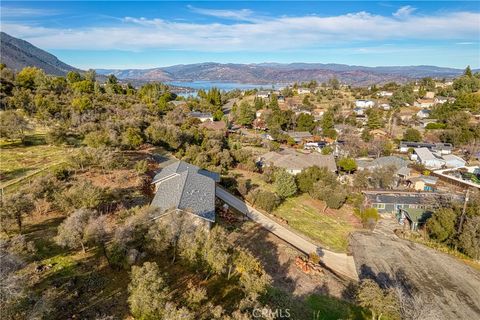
[
  {"xmin": 380, "ymin": 103, "xmax": 391, "ymax": 110},
  {"xmin": 397, "ymin": 208, "xmax": 432, "ymax": 231},
  {"xmin": 355, "ymin": 100, "xmax": 375, "ymax": 108},
  {"xmin": 414, "ymin": 99, "xmax": 435, "ymax": 108},
  {"xmin": 151, "ymin": 161, "xmax": 220, "ymax": 230},
  {"xmin": 364, "ymin": 192, "xmax": 434, "ymax": 214},
  {"xmin": 399, "ymin": 142, "xmax": 452, "ymax": 155},
  {"xmin": 304, "ymin": 141, "xmax": 327, "ymax": 152},
  {"xmin": 357, "ymin": 156, "xmax": 411, "ymax": 179},
  {"xmin": 190, "ymin": 111, "xmax": 213, "ymax": 122},
  {"xmin": 416, "ymin": 109, "xmax": 431, "ymax": 119},
  {"xmin": 286, "ymin": 131, "xmax": 313, "ymax": 143},
  {"xmin": 378, "ymin": 91, "xmax": 393, "ymax": 97},
  {"xmin": 408, "ymin": 175, "xmax": 438, "ymax": 191},
  {"xmin": 353, "ymin": 107, "xmax": 365, "ymax": 116},
  {"xmin": 297, "ymin": 88, "xmax": 311, "ymax": 94},
  {"xmin": 170, "ymin": 100, "xmax": 187, "ymax": 107},
  {"xmin": 258, "ymin": 149, "xmax": 337, "ymax": 175},
  {"xmin": 442, "ymin": 154, "xmax": 466, "ymax": 168},
  {"xmin": 434, "ymin": 96, "xmax": 450, "ymax": 104},
  {"xmin": 412, "ymin": 148, "xmax": 445, "ymax": 169},
  {"xmin": 256, "ymin": 91, "xmax": 270, "ymax": 99},
  {"xmin": 200, "ymin": 120, "xmax": 227, "ymax": 132}
]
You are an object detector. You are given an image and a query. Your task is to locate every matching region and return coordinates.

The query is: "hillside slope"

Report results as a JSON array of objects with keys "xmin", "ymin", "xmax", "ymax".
[{"xmin": 0, "ymin": 32, "xmax": 80, "ymax": 75}]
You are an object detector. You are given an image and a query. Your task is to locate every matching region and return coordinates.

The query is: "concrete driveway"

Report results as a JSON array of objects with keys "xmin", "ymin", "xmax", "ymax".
[{"xmin": 215, "ymin": 186, "xmax": 359, "ymax": 281}]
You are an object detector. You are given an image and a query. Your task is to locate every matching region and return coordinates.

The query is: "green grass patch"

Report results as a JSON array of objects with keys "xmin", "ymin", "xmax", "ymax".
[
  {"xmin": 307, "ymin": 294, "xmax": 370, "ymax": 320},
  {"xmin": 273, "ymin": 194, "xmax": 354, "ymax": 252},
  {"xmin": 0, "ymin": 134, "xmax": 75, "ymax": 190}
]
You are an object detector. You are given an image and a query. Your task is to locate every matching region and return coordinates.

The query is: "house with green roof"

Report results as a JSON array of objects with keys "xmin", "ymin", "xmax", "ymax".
[{"xmin": 397, "ymin": 208, "xmax": 432, "ymax": 231}]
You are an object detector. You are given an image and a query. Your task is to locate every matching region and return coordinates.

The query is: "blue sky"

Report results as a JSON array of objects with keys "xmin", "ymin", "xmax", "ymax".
[{"xmin": 1, "ymin": 1, "xmax": 479, "ymax": 69}]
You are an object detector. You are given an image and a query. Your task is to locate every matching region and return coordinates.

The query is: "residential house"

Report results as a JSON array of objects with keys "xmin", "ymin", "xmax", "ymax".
[
  {"xmin": 200, "ymin": 120, "xmax": 227, "ymax": 133},
  {"xmin": 412, "ymin": 147, "xmax": 445, "ymax": 169},
  {"xmin": 357, "ymin": 156, "xmax": 411, "ymax": 179},
  {"xmin": 353, "ymin": 107, "xmax": 365, "ymax": 116},
  {"xmin": 414, "ymin": 99, "xmax": 435, "ymax": 108},
  {"xmin": 297, "ymin": 88, "xmax": 311, "ymax": 94},
  {"xmin": 377, "ymin": 91, "xmax": 393, "ymax": 97},
  {"xmin": 256, "ymin": 91, "xmax": 270, "ymax": 99},
  {"xmin": 286, "ymin": 131, "xmax": 313, "ymax": 143},
  {"xmin": 416, "ymin": 109, "xmax": 432, "ymax": 119},
  {"xmin": 258, "ymin": 149, "xmax": 337, "ymax": 175},
  {"xmin": 304, "ymin": 141, "xmax": 327, "ymax": 152},
  {"xmin": 434, "ymin": 96, "xmax": 450, "ymax": 104},
  {"xmin": 433, "ymin": 166, "xmax": 480, "ymax": 190},
  {"xmin": 407, "ymin": 175, "xmax": 438, "ymax": 191},
  {"xmin": 170, "ymin": 100, "xmax": 187, "ymax": 107},
  {"xmin": 442, "ymin": 154, "xmax": 466, "ymax": 168},
  {"xmin": 151, "ymin": 161, "xmax": 220, "ymax": 230},
  {"xmin": 190, "ymin": 112, "xmax": 213, "ymax": 122},
  {"xmin": 380, "ymin": 103, "xmax": 392, "ymax": 110},
  {"xmin": 355, "ymin": 99, "xmax": 375, "ymax": 108},
  {"xmin": 397, "ymin": 208, "xmax": 432, "ymax": 231},
  {"xmin": 364, "ymin": 192, "xmax": 434, "ymax": 214},
  {"xmin": 399, "ymin": 141, "xmax": 452, "ymax": 155}
]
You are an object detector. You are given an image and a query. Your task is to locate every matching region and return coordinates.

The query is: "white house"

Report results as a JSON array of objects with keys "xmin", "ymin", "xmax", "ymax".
[
  {"xmin": 442, "ymin": 154, "xmax": 466, "ymax": 168},
  {"xmin": 378, "ymin": 91, "xmax": 393, "ymax": 97},
  {"xmin": 380, "ymin": 103, "xmax": 391, "ymax": 110},
  {"xmin": 355, "ymin": 100, "xmax": 375, "ymax": 108},
  {"xmin": 416, "ymin": 109, "xmax": 432, "ymax": 119},
  {"xmin": 256, "ymin": 91, "xmax": 270, "ymax": 99},
  {"xmin": 412, "ymin": 148, "xmax": 445, "ymax": 169},
  {"xmin": 297, "ymin": 88, "xmax": 311, "ymax": 94}
]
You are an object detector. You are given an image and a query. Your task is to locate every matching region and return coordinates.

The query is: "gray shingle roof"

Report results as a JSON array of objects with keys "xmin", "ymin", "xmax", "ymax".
[
  {"xmin": 260, "ymin": 150, "xmax": 337, "ymax": 172},
  {"xmin": 151, "ymin": 161, "xmax": 219, "ymax": 222}
]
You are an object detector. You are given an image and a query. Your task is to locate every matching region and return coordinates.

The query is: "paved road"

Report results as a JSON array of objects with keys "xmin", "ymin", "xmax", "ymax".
[{"xmin": 215, "ymin": 186, "xmax": 359, "ymax": 281}]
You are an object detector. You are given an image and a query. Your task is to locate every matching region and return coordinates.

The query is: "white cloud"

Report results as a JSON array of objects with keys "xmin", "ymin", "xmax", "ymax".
[
  {"xmin": 0, "ymin": 7, "xmax": 59, "ymax": 17},
  {"xmin": 1, "ymin": 10, "xmax": 478, "ymax": 52},
  {"xmin": 393, "ymin": 6, "xmax": 416, "ymax": 18},
  {"xmin": 187, "ymin": 5, "xmax": 256, "ymax": 22}
]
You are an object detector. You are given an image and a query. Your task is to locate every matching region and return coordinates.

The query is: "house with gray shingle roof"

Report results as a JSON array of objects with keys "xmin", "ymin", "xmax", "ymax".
[{"xmin": 151, "ymin": 161, "xmax": 220, "ymax": 228}]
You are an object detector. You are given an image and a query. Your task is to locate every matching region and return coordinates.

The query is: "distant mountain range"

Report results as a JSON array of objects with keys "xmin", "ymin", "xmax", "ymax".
[
  {"xmin": 0, "ymin": 32, "xmax": 80, "ymax": 76},
  {"xmin": 0, "ymin": 32, "xmax": 472, "ymax": 86},
  {"xmin": 97, "ymin": 63, "xmax": 469, "ymax": 86}
]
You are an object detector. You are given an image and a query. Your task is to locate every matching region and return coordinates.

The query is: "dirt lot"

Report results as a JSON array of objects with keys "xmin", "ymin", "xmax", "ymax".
[
  {"xmin": 350, "ymin": 217, "xmax": 480, "ymax": 320},
  {"xmin": 227, "ymin": 218, "xmax": 354, "ymax": 298}
]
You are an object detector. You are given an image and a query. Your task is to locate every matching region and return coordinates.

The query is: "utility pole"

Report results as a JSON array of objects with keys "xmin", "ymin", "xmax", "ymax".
[{"xmin": 457, "ymin": 189, "xmax": 470, "ymax": 234}]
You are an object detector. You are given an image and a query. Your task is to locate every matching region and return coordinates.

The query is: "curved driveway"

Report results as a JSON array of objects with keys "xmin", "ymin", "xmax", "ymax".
[{"xmin": 216, "ymin": 186, "xmax": 359, "ymax": 281}]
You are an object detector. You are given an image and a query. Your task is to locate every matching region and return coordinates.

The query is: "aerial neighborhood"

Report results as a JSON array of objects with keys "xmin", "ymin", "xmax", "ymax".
[{"xmin": 1, "ymin": 4, "xmax": 480, "ymax": 318}]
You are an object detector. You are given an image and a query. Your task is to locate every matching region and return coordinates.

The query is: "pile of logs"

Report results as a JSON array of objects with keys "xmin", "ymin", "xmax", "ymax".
[{"xmin": 295, "ymin": 256, "xmax": 324, "ymax": 275}]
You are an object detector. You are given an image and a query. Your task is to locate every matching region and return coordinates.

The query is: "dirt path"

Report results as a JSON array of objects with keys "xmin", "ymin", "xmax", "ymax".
[{"xmin": 350, "ymin": 217, "xmax": 480, "ymax": 319}]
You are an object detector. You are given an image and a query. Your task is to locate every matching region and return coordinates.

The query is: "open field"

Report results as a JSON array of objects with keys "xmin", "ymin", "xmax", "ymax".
[
  {"xmin": 0, "ymin": 134, "xmax": 75, "ymax": 190},
  {"xmin": 273, "ymin": 195, "xmax": 360, "ymax": 253},
  {"xmin": 231, "ymin": 169, "xmax": 361, "ymax": 253}
]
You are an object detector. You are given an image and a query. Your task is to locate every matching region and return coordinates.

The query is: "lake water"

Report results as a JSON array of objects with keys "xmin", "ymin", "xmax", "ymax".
[{"xmin": 166, "ymin": 81, "xmax": 283, "ymax": 97}]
